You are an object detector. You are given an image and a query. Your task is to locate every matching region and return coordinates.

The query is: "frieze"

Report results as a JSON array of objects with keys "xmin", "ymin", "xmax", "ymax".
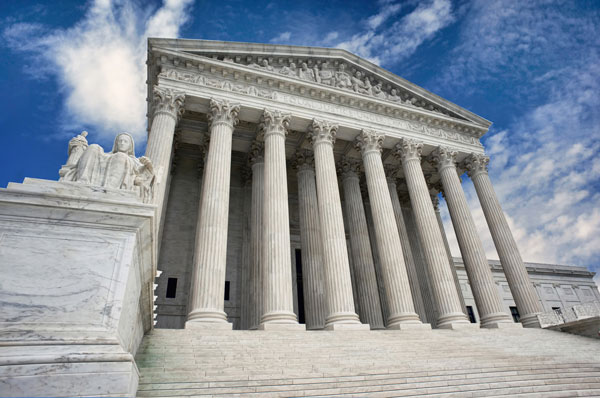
[{"xmin": 158, "ymin": 68, "xmax": 483, "ymax": 148}]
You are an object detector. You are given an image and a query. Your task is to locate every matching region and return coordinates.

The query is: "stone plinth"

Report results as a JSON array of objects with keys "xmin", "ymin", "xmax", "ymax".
[{"xmin": 0, "ymin": 178, "xmax": 156, "ymax": 397}]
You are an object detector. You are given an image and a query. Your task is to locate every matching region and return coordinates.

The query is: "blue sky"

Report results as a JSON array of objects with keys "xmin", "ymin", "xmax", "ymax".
[{"xmin": 2, "ymin": 0, "xmax": 599, "ymax": 280}]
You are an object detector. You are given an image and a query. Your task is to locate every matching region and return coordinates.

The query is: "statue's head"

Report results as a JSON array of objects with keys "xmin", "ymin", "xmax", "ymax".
[{"xmin": 112, "ymin": 133, "xmax": 135, "ymax": 156}]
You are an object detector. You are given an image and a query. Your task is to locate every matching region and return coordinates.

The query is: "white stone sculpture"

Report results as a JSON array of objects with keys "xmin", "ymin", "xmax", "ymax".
[{"xmin": 59, "ymin": 132, "xmax": 155, "ymax": 203}]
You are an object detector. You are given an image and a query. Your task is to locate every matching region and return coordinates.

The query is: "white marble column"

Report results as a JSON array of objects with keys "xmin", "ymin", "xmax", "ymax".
[
  {"xmin": 309, "ymin": 119, "xmax": 367, "ymax": 330},
  {"xmin": 384, "ymin": 167, "xmax": 428, "ymax": 323},
  {"xmin": 430, "ymin": 194, "xmax": 468, "ymax": 315},
  {"xmin": 259, "ymin": 109, "xmax": 304, "ymax": 330},
  {"xmin": 431, "ymin": 147, "xmax": 515, "ymax": 328},
  {"xmin": 464, "ymin": 153, "xmax": 542, "ymax": 328},
  {"xmin": 293, "ymin": 150, "xmax": 327, "ymax": 330},
  {"xmin": 145, "ymin": 86, "xmax": 185, "ymax": 234},
  {"xmin": 338, "ymin": 158, "xmax": 385, "ymax": 329},
  {"xmin": 248, "ymin": 141, "xmax": 264, "ymax": 329},
  {"xmin": 356, "ymin": 131, "xmax": 425, "ymax": 329},
  {"xmin": 240, "ymin": 166, "xmax": 252, "ymax": 330},
  {"xmin": 395, "ymin": 139, "xmax": 471, "ymax": 329},
  {"xmin": 187, "ymin": 99, "xmax": 240, "ymax": 329}
]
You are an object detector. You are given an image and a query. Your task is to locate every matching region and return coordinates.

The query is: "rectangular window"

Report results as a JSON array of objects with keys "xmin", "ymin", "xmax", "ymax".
[
  {"xmin": 166, "ymin": 277, "xmax": 177, "ymax": 298},
  {"xmin": 466, "ymin": 306, "xmax": 476, "ymax": 323},
  {"xmin": 224, "ymin": 281, "xmax": 230, "ymax": 301},
  {"xmin": 510, "ymin": 306, "xmax": 520, "ymax": 323}
]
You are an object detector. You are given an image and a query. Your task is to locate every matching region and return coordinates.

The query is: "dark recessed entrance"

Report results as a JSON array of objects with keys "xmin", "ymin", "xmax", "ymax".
[{"xmin": 295, "ymin": 249, "xmax": 305, "ymax": 324}]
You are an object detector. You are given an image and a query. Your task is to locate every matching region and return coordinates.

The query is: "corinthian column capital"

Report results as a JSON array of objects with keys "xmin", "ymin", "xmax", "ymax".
[
  {"xmin": 309, "ymin": 119, "xmax": 338, "ymax": 147},
  {"xmin": 429, "ymin": 146, "xmax": 458, "ymax": 172},
  {"xmin": 208, "ymin": 98, "xmax": 240, "ymax": 128},
  {"xmin": 259, "ymin": 109, "xmax": 291, "ymax": 139},
  {"xmin": 337, "ymin": 157, "xmax": 362, "ymax": 180},
  {"xmin": 464, "ymin": 153, "xmax": 490, "ymax": 178},
  {"xmin": 394, "ymin": 138, "xmax": 423, "ymax": 163},
  {"xmin": 355, "ymin": 129, "xmax": 384, "ymax": 156},
  {"xmin": 248, "ymin": 141, "xmax": 264, "ymax": 166},
  {"xmin": 152, "ymin": 86, "xmax": 185, "ymax": 121},
  {"xmin": 292, "ymin": 149, "xmax": 315, "ymax": 172}
]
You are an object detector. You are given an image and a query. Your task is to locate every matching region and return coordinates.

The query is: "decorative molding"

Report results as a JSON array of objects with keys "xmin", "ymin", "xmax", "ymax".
[
  {"xmin": 207, "ymin": 98, "xmax": 240, "ymax": 128},
  {"xmin": 152, "ymin": 86, "xmax": 185, "ymax": 121},
  {"xmin": 394, "ymin": 139, "xmax": 423, "ymax": 163},
  {"xmin": 464, "ymin": 153, "xmax": 490, "ymax": 178},
  {"xmin": 355, "ymin": 129, "xmax": 384, "ymax": 157},
  {"xmin": 309, "ymin": 119, "xmax": 338, "ymax": 147},
  {"xmin": 157, "ymin": 67, "xmax": 484, "ymax": 148},
  {"xmin": 259, "ymin": 109, "xmax": 291, "ymax": 139}
]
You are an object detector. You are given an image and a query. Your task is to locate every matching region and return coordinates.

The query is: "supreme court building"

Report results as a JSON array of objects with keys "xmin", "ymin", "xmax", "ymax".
[
  {"xmin": 147, "ymin": 38, "xmax": 547, "ymax": 332},
  {"xmin": 3, "ymin": 38, "xmax": 600, "ymax": 397}
]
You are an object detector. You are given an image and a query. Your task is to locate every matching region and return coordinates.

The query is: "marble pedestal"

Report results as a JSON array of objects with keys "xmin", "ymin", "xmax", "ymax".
[{"xmin": 0, "ymin": 179, "xmax": 156, "ymax": 397}]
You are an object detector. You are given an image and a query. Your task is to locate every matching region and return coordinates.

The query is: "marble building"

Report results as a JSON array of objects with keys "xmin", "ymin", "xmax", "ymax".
[
  {"xmin": 145, "ymin": 38, "xmax": 547, "ymax": 331},
  {"xmin": 2, "ymin": 38, "xmax": 600, "ymax": 397}
]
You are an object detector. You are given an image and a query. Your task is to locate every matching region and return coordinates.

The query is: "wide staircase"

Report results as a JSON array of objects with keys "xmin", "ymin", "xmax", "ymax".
[{"xmin": 136, "ymin": 327, "xmax": 600, "ymax": 397}]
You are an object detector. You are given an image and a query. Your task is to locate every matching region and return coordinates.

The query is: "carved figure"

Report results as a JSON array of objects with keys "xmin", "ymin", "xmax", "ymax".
[
  {"xmin": 372, "ymin": 82, "xmax": 387, "ymax": 99},
  {"xmin": 351, "ymin": 71, "xmax": 366, "ymax": 93},
  {"xmin": 315, "ymin": 61, "xmax": 334, "ymax": 86},
  {"xmin": 363, "ymin": 76, "xmax": 373, "ymax": 96},
  {"xmin": 298, "ymin": 62, "xmax": 316, "ymax": 82},
  {"xmin": 59, "ymin": 132, "xmax": 155, "ymax": 203},
  {"xmin": 279, "ymin": 62, "xmax": 297, "ymax": 76},
  {"xmin": 335, "ymin": 64, "xmax": 352, "ymax": 90},
  {"xmin": 388, "ymin": 88, "xmax": 402, "ymax": 102}
]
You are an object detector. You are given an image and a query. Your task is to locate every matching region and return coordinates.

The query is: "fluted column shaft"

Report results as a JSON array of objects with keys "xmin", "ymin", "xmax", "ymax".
[
  {"xmin": 357, "ymin": 131, "xmax": 422, "ymax": 328},
  {"xmin": 248, "ymin": 143, "xmax": 265, "ymax": 329},
  {"xmin": 339, "ymin": 160, "xmax": 385, "ymax": 329},
  {"xmin": 260, "ymin": 110, "xmax": 298, "ymax": 326},
  {"xmin": 187, "ymin": 99, "xmax": 240, "ymax": 327},
  {"xmin": 387, "ymin": 178, "xmax": 428, "ymax": 322},
  {"xmin": 145, "ymin": 87, "xmax": 185, "ymax": 234},
  {"xmin": 432, "ymin": 148, "xmax": 513, "ymax": 327},
  {"xmin": 465, "ymin": 154, "xmax": 542, "ymax": 327},
  {"xmin": 433, "ymin": 199, "xmax": 468, "ymax": 314},
  {"xmin": 395, "ymin": 139, "xmax": 469, "ymax": 328},
  {"xmin": 240, "ymin": 169, "xmax": 252, "ymax": 330},
  {"xmin": 309, "ymin": 120, "xmax": 362, "ymax": 328},
  {"xmin": 295, "ymin": 151, "xmax": 327, "ymax": 329}
]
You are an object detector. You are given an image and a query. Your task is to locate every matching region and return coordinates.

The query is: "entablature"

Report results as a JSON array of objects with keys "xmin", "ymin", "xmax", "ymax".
[{"xmin": 149, "ymin": 48, "xmax": 486, "ymax": 155}]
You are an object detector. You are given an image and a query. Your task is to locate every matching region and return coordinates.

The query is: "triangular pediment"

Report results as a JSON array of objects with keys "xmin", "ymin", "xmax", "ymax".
[{"xmin": 148, "ymin": 38, "xmax": 491, "ymax": 130}]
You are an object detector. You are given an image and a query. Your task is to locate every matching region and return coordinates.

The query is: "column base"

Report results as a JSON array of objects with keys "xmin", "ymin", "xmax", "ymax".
[
  {"xmin": 324, "ymin": 323, "xmax": 371, "ymax": 331},
  {"xmin": 387, "ymin": 322, "xmax": 432, "ymax": 331},
  {"xmin": 479, "ymin": 312, "xmax": 516, "ymax": 328},
  {"xmin": 436, "ymin": 312, "xmax": 471, "ymax": 329},
  {"xmin": 186, "ymin": 308, "xmax": 228, "ymax": 323},
  {"xmin": 259, "ymin": 323, "xmax": 306, "ymax": 331},
  {"xmin": 482, "ymin": 321, "xmax": 523, "ymax": 329},
  {"xmin": 325, "ymin": 311, "xmax": 361, "ymax": 325},
  {"xmin": 520, "ymin": 312, "xmax": 542, "ymax": 328},
  {"xmin": 260, "ymin": 310, "xmax": 298, "ymax": 324},
  {"xmin": 437, "ymin": 322, "xmax": 480, "ymax": 330},
  {"xmin": 185, "ymin": 321, "xmax": 233, "ymax": 330}
]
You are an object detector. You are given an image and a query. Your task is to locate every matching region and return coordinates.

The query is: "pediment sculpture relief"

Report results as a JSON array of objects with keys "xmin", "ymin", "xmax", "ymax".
[
  {"xmin": 203, "ymin": 55, "xmax": 451, "ymax": 116},
  {"xmin": 59, "ymin": 131, "xmax": 155, "ymax": 203}
]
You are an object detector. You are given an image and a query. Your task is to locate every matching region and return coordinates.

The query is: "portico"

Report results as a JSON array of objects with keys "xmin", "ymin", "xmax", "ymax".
[{"xmin": 149, "ymin": 39, "xmax": 542, "ymax": 330}]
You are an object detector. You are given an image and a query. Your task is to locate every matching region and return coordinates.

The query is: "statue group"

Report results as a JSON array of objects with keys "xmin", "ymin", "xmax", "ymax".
[{"xmin": 59, "ymin": 132, "xmax": 155, "ymax": 203}]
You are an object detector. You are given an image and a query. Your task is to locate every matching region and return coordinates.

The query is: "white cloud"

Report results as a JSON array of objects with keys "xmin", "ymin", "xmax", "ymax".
[
  {"xmin": 335, "ymin": 0, "xmax": 454, "ymax": 66},
  {"xmin": 436, "ymin": 2, "xmax": 600, "ymax": 271},
  {"xmin": 3, "ymin": 0, "xmax": 193, "ymax": 145},
  {"xmin": 270, "ymin": 31, "xmax": 291, "ymax": 43}
]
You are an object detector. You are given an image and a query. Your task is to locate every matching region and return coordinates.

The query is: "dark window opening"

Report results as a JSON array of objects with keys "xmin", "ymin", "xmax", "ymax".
[
  {"xmin": 295, "ymin": 249, "xmax": 305, "ymax": 324},
  {"xmin": 510, "ymin": 306, "xmax": 520, "ymax": 323},
  {"xmin": 466, "ymin": 306, "xmax": 476, "ymax": 323},
  {"xmin": 166, "ymin": 278, "xmax": 177, "ymax": 298},
  {"xmin": 552, "ymin": 307, "xmax": 561, "ymax": 311},
  {"xmin": 224, "ymin": 281, "xmax": 230, "ymax": 301}
]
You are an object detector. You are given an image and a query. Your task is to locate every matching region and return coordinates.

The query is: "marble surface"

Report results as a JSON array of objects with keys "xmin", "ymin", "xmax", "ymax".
[{"xmin": 0, "ymin": 178, "xmax": 156, "ymax": 397}]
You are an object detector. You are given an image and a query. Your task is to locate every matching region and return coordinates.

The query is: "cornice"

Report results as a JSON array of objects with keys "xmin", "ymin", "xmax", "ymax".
[
  {"xmin": 148, "ymin": 47, "xmax": 487, "ymax": 147},
  {"xmin": 148, "ymin": 38, "xmax": 492, "ymax": 129}
]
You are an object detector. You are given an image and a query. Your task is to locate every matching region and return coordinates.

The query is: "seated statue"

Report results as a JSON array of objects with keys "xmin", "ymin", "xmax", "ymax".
[{"xmin": 59, "ymin": 132, "xmax": 155, "ymax": 203}]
